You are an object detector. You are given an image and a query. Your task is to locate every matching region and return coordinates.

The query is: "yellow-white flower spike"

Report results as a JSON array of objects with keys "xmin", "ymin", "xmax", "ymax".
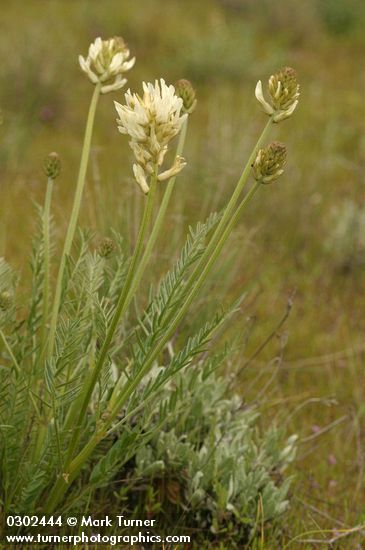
[
  {"xmin": 79, "ymin": 36, "xmax": 135, "ymax": 94},
  {"xmin": 255, "ymin": 67, "xmax": 299, "ymax": 123},
  {"xmin": 115, "ymin": 79, "xmax": 188, "ymax": 194}
]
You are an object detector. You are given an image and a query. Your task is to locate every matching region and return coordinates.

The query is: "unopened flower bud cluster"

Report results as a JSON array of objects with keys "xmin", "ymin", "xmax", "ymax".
[
  {"xmin": 255, "ymin": 67, "xmax": 299, "ymax": 123},
  {"xmin": 174, "ymin": 79, "xmax": 197, "ymax": 114},
  {"xmin": 44, "ymin": 152, "xmax": 61, "ymax": 179},
  {"xmin": 252, "ymin": 142, "xmax": 287, "ymax": 184},
  {"xmin": 97, "ymin": 237, "xmax": 116, "ymax": 258}
]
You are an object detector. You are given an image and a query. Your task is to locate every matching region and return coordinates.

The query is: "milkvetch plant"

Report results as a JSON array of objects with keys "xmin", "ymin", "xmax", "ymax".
[{"xmin": 0, "ymin": 36, "xmax": 299, "ymax": 542}]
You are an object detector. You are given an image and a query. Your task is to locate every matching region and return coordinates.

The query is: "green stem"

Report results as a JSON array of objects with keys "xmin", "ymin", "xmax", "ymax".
[
  {"xmin": 63, "ymin": 123, "xmax": 188, "ymax": 441},
  {"xmin": 65, "ymin": 181, "xmax": 261, "ymax": 485},
  {"xmin": 91, "ymin": 172, "xmax": 158, "ymax": 389},
  {"xmin": 31, "ymin": 177, "xmax": 55, "ymax": 463},
  {"xmin": 149, "ymin": 119, "xmax": 272, "ymax": 336},
  {"xmin": 101, "ymin": 119, "xmax": 272, "ymax": 422},
  {"xmin": 107, "ymin": 182, "xmax": 261, "ymax": 422},
  {"xmin": 40, "ymin": 177, "xmax": 54, "ymax": 351},
  {"xmin": 122, "ymin": 118, "xmax": 188, "ymax": 316},
  {"xmin": 47, "ymin": 83, "xmax": 101, "ymax": 358},
  {"xmin": 45, "ymin": 173, "xmax": 158, "ymax": 512}
]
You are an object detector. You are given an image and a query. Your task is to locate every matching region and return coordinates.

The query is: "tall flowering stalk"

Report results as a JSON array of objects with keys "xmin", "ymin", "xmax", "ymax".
[
  {"xmin": 40, "ymin": 153, "xmax": 61, "ymax": 351},
  {"xmin": 47, "ymin": 37, "xmax": 134, "ymax": 358},
  {"xmin": 46, "ymin": 80, "xmax": 190, "ymax": 505},
  {"xmin": 105, "ymin": 79, "xmax": 188, "ymax": 346},
  {"xmin": 111, "ymin": 80, "xmax": 196, "ymax": 331}
]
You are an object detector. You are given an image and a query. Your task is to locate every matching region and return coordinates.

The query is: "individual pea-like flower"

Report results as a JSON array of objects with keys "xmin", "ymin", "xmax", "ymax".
[
  {"xmin": 43, "ymin": 152, "xmax": 61, "ymax": 179},
  {"xmin": 252, "ymin": 141, "xmax": 287, "ymax": 184},
  {"xmin": 174, "ymin": 79, "xmax": 197, "ymax": 114},
  {"xmin": 255, "ymin": 67, "xmax": 299, "ymax": 123},
  {"xmin": 114, "ymin": 79, "xmax": 188, "ymax": 194},
  {"xmin": 79, "ymin": 36, "xmax": 135, "ymax": 94}
]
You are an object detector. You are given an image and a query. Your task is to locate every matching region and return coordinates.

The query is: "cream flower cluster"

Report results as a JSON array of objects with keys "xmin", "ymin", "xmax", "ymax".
[
  {"xmin": 79, "ymin": 37, "xmax": 135, "ymax": 94},
  {"xmin": 255, "ymin": 67, "xmax": 299, "ymax": 123},
  {"xmin": 114, "ymin": 79, "xmax": 187, "ymax": 194}
]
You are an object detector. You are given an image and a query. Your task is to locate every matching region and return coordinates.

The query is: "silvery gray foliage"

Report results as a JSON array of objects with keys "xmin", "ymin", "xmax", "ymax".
[{"xmin": 131, "ymin": 363, "xmax": 297, "ymax": 545}]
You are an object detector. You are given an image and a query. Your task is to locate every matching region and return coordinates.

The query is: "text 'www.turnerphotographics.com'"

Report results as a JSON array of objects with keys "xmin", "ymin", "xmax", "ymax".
[{"xmin": 4, "ymin": 515, "xmax": 191, "ymax": 546}]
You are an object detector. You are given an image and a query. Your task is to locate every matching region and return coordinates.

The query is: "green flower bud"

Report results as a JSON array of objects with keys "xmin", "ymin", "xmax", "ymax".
[
  {"xmin": 97, "ymin": 237, "xmax": 116, "ymax": 258},
  {"xmin": 252, "ymin": 142, "xmax": 287, "ymax": 184},
  {"xmin": 43, "ymin": 152, "xmax": 61, "ymax": 179},
  {"xmin": 174, "ymin": 79, "xmax": 197, "ymax": 114}
]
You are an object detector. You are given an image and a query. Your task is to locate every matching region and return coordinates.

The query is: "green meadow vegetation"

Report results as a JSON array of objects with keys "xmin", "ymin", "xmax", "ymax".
[{"xmin": 1, "ymin": 0, "xmax": 365, "ymax": 547}]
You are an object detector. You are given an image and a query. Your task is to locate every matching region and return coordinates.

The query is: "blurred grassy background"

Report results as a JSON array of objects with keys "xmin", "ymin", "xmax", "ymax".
[{"xmin": 1, "ymin": 0, "xmax": 365, "ymax": 542}]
